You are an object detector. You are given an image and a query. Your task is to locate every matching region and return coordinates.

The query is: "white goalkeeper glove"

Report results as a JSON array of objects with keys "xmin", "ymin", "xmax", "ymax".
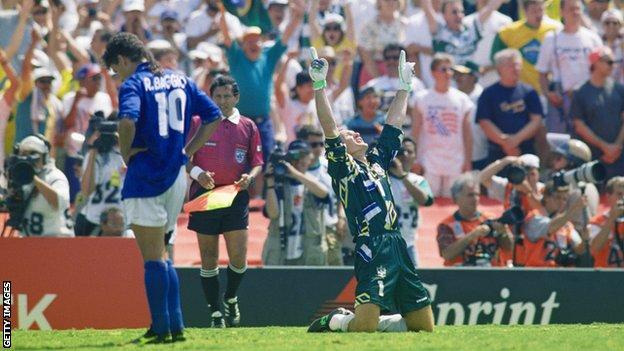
[
  {"xmin": 398, "ymin": 50, "xmax": 415, "ymax": 92},
  {"xmin": 309, "ymin": 47, "xmax": 328, "ymax": 90}
]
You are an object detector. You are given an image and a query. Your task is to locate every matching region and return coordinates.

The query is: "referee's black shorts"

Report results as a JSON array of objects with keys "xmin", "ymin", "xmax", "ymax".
[{"xmin": 187, "ymin": 189, "xmax": 250, "ymax": 235}]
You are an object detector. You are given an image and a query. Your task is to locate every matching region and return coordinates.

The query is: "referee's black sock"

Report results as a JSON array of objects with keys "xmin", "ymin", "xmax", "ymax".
[
  {"xmin": 200, "ymin": 268, "xmax": 220, "ymax": 313},
  {"xmin": 224, "ymin": 263, "xmax": 247, "ymax": 300}
]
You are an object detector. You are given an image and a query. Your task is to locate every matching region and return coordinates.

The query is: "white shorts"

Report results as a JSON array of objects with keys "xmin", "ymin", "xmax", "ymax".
[{"xmin": 124, "ymin": 166, "xmax": 187, "ymax": 232}]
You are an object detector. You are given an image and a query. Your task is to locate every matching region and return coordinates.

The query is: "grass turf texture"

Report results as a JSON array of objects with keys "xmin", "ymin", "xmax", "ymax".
[{"xmin": 12, "ymin": 324, "xmax": 624, "ymax": 350}]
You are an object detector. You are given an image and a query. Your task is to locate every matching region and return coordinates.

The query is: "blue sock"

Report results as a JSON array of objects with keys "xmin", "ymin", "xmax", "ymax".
[
  {"xmin": 166, "ymin": 260, "xmax": 184, "ymax": 333},
  {"xmin": 144, "ymin": 260, "xmax": 170, "ymax": 335}
]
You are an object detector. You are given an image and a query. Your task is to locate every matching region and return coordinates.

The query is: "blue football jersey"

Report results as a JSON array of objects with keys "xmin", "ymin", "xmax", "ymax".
[{"xmin": 118, "ymin": 63, "xmax": 221, "ymax": 199}]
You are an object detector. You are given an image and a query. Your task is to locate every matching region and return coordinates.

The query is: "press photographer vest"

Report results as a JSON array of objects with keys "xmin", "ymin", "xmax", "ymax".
[
  {"xmin": 522, "ymin": 209, "xmax": 577, "ymax": 267},
  {"xmin": 589, "ymin": 213, "xmax": 624, "ymax": 268},
  {"xmin": 439, "ymin": 211, "xmax": 501, "ymax": 267}
]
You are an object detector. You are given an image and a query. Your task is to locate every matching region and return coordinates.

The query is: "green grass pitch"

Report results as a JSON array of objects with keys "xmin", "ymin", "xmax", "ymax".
[{"xmin": 11, "ymin": 324, "xmax": 624, "ymax": 350}]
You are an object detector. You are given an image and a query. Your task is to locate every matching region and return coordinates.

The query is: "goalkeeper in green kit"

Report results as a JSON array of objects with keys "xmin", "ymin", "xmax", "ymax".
[{"xmin": 307, "ymin": 49, "xmax": 434, "ymax": 333}]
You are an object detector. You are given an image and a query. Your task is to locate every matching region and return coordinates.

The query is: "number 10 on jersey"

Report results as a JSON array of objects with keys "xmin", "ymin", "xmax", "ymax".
[{"xmin": 155, "ymin": 88, "xmax": 187, "ymax": 137}]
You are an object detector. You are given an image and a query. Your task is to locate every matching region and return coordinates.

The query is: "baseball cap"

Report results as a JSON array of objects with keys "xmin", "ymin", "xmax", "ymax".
[
  {"xmin": 554, "ymin": 139, "xmax": 592, "ymax": 164},
  {"xmin": 588, "ymin": 46, "xmax": 614, "ymax": 66},
  {"xmin": 601, "ymin": 9, "xmax": 624, "ymax": 23},
  {"xmin": 147, "ymin": 39, "xmax": 174, "ymax": 50},
  {"xmin": 75, "ymin": 63, "xmax": 102, "ymax": 80},
  {"xmin": 287, "ymin": 139, "xmax": 311, "ymax": 160},
  {"xmin": 267, "ymin": 0, "xmax": 289, "ymax": 6},
  {"xmin": 32, "ymin": 67, "xmax": 55, "ymax": 82},
  {"xmin": 122, "ymin": 0, "xmax": 145, "ymax": 12},
  {"xmin": 322, "ymin": 13, "xmax": 346, "ymax": 28},
  {"xmin": 453, "ymin": 61, "xmax": 480, "ymax": 76},
  {"xmin": 160, "ymin": 10, "xmax": 178, "ymax": 21},
  {"xmin": 295, "ymin": 72, "xmax": 313, "ymax": 86},
  {"xmin": 19, "ymin": 135, "xmax": 48, "ymax": 155},
  {"xmin": 242, "ymin": 26, "xmax": 262, "ymax": 40},
  {"xmin": 518, "ymin": 154, "xmax": 540, "ymax": 169},
  {"xmin": 357, "ymin": 82, "xmax": 378, "ymax": 101}
]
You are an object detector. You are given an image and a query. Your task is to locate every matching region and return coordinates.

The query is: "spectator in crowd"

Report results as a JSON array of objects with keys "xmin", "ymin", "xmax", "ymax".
[
  {"xmin": 17, "ymin": 135, "xmax": 73, "ymax": 237},
  {"xmin": 479, "ymin": 154, "xmax": 544, "ymax": 215},
  {"xmin": 89, "ymin": 29, "xmax": 114, "ymax": 62},
  {"xmin": 120, "ymin": 0, "xmax": 153, "ymax": 43},
  {"xmin": 275, "ymin": 58, "xmax": 317, "ymax": 143},
  {"xmin": 265, "ymin": 0, "xmax": 297, "ymax": 46},
  {"xmin": 187, "ymin": 75, "xmax": 263, "ymax": 328},
  {"xmin": 309, "ymin": 0, "xmax": 356, "ymax": 83},
  {"xmin": 74, "ymin": 128, "xmax": 125, "ymax": 237},
  {"xmin": 589, "ymin": 176, "xmax": 624, "ymax": 267},
  {"xmin": 74, "ymin": 0, "xmax": 113, "ymax": 39},
  {"xmin": 421, "ymin": 0, "xmax": 505, "ymax": 67},
  {"xmin": 584, "ymin": 0, "xmax": 609, "ymax": 34},
  {"xmin": 536, "ymin": 0, "xmax": 602, "ymax": 134},
  {"xmin": 453, "ymin": 62, "xmax": 487, "ymax": 170},
  {"xmin": 436, "ymin": 174, "xmax": 513, "ymax": 266},
  {"xmin": 571, "ymin": 46, "xmax": 624, "ymax": 181},
  {"xmin": 0, "ymin": 48, "xmax": 20, "ymax": 168},
  {"xmin": 600, "ymin": 9, "xmax": 624, "ymax": 85},
  {"xmin": 522, "ymin": 182, "xmax": 587, "ymax": 267},
  {"xmin": 413, "ymin": 54, "xmax": 473, "ymax": 198},
  {"xmin": 262, "ymin": 139, "xmax": 329, "ymax": 266},
  {"xmin": 148, "ymin": 40, "xmax": 180, "ymax": 71},
  {"xmin": 389, "ymin": 137, "xmax": 434, "ymax": 266},
  {"xmin": 100, "ymin": 207, "xmax": 133, "ymax": 237},
  {"xmin": 477, "ymin": 49, "xmax": 543, "ymax": 162},
  {"xmin": 219, "ymin": 0, "xmax": 273, "ymax": 33},
  {"xmin": 358, "ymin": 0, "xmax": 407, "ymax": 84},
  {"xmin": 491, "ymin": 0, "xmax": 561, "ymax": 94},
  {"xmin": 62, "ymin": 64, "xmax": 114, "ymax": 203},
  {"xmin": 14, "ymin": 30, "xmax": 63, "ymax": 145},
  {"xmin": 153, "ymin": 10, "xmax": 187, "ymax": 61},
  {"xmin": 464, "ymin": 0, "xmax": 511, "ymax": 87},
  {"xmin": 220, "ymin": 1, "xmax": 304, "ymax": 162},
  {"xmin": 297, "ymin": 125, "xmax": 345, "ymax": 266},
  {"xmin": 404, "ymin": 0, "xmax": 439, "ymax": 87},
  {"xmin": 186, "ymin": 0, "xmax": 243, "ymax": 49},
  {"xmin": 346, "ymin": 85, "xmax": 385, "ymax": 145},
  {"xmin": 367, "ymin": 43, "xmax": 425, "ymax": 119}
]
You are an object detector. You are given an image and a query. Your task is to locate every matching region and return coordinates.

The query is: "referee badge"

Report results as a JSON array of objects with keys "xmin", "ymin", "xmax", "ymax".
[{"xmin": 235, "ymin": 148, "xmax": 247, "ymax": 164}]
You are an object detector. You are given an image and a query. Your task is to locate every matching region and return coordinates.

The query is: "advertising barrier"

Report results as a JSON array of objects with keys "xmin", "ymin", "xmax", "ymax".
[{"xmin": 1, "ymin": 238, "xmax": 623, "ymax": 330}]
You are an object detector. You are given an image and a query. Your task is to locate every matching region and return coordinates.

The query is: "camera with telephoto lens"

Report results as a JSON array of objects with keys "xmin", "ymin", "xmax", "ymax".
[
  {"xmin": 552, "ymin": 160, "xmax": 606, "ymax": 187},
  {"xmin": 0, "ymin": 153, "xmax": 41, "ymax": 229},
  {"xmin": 483, "ymin": 206, "xmax": 525, "ymax": 238},
  {"xmin": 504, "ymin": 164, "xmax": 527, "ymax": 185},
  {"xmin": 268, "ymin": 144, "xmax": 288, "ymax": 180},
  {"xmin": 555, "ymin": 248, "xmax": 578, "ymax": 267},
  {"xmin": 88, "ymin": 111, "xmax": 119, "ymax": 154}
]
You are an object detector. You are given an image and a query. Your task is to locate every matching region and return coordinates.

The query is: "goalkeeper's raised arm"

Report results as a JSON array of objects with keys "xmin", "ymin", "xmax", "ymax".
[
  {"xmin": 385, "ymin": 50, "xmax": 415, "ymax": 129},
  {"xmin": 310, "ymin": 48, "xmax": 340, "ymax": 139}
]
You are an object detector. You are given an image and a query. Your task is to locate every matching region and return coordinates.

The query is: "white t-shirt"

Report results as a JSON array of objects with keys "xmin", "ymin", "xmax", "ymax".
[
  {"xmin": 466, "ymin": 84, "xmax": 488, "ymax": 162},
  {"xmin": 350, "ymin": 0, "xmax": 377, "ymax": 44},
  {"xmin": 185, "ymin": 7, "xmax": 243, "ymax": 44},
  {"xmin": 307, "ymin": 158, "xmax": 337, "ymax": 227},
  {"xmin": 61, "ymin": 91, "xmax": 113, "ymax": 156},
  {"xmin": 366, "ymin": 75, "xmax": 426, "ymax": 112},
  {"xmin": 389, "ymin": 173, "xmax": 431, "ymax": 249},
  {"xmin": 22, "ymin": 166, "xmax": 73, "ymax": 237},
  {"xmin": 80, "ymin": 151, "xmax": 126, "ymax": 224},
  {"xmin": 536, "ymin": 27, "xmax": 603, "ymax": 92},
  {"xmin": 405, "ymin": 12, "xmax": 436, "ymax": 88},
  {"xmin": 279, "ymin": 98, "xmax": 318, "ymax": 143},
  {"xmin": 415, "ymin": 87, "xmax": 473, "ymax": 175},
  {"xmin": 465, "ymin": 11, "xmax": 512, "ymax": 87}
]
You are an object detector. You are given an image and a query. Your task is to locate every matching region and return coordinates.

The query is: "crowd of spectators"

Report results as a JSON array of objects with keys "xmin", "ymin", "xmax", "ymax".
[{"xmin": 0, "ymin": 0, "xmax": 623, "ymax": 269}]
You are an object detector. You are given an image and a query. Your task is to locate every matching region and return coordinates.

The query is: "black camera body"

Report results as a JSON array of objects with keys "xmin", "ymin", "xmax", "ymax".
[
  {"xmin": 483, "ymin": 206, "xmax": 525, "ymax": 238},
  {"xmin": 269, "ymin": 145, "xmax": 288, "ymax": 179},
  {"xmin": 1, "ymin": 154, "xmax": 40, "ymax": 229},
  {"xmin": 89, "ymin": 111, "xmax": 119, "ymax": 154},
  {"xmin": 505, "ymin": 164, "xmax": 527, "ymax": 185},
  {"xmin": 555, "ymin": 248, "xmax": 579, "ymax": 267}
]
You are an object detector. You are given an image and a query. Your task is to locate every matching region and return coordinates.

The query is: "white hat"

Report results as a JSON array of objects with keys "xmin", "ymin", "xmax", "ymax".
[
  {"xmin": 19, "ymin": 136, "xmax": 48, "ymax": 155},
  {"xmin": 601, "ymin": 9, "xmax": 623, "ymax": 24},
  {"xmin": 519, "ymin": 154, "xmax": 540, "ymax": 169},
  {"xmin": 147, "ymin": 39, "xmax": 173, "ymax": 50},
  {"xmin": 123, "ymin": 0, "xmax": 145, "ymax": 12},
  {"xmin": 196, "ymin": 42, "xmax": 223, "ymax": 61},
  {"xmin": 322, "ymin": 13, "xmax": 346, "ymax": 31},
  {"xmin": 32, "ymin": 67, "xmax": 55, "ymax": 81},
  {"xmin": 188, "ymin": 49, "xmax": 209, "ymax": 61},
  {"xmin": 267, "ymin": 0, "xmax": 289, "ymax": 6}
]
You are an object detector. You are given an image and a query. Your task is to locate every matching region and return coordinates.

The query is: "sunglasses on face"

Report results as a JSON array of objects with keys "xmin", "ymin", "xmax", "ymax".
[
  {"xmin": 327, "ymin": 60, "xmax": 337, "ymax": 66},
  {"xmin": 37, "ymin": 78, "xmax": 53, "ymax": 84},
  {"xmin": 324, "ymin": 24, "xmax": 342, "ymax": 31},
  {"xmin": 602, "ymin": 59, "xmax": 616, "ymax": 65},
  {"xmin": 437, "ymin": 66, "xmax": 453, "ymax": 72},
  {"xmin": 309, "ymin": 141, "xmax": 324, "ymax": 148},
  {"xmin": 604, "ymin": 21, "xmax": 621, "ymax": 26},
  {"xmin": 90, "ymin": 74, "xmax": 102, "ymax": 81}
]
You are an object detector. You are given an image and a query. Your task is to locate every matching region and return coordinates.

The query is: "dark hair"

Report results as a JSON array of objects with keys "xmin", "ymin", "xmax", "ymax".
[
  {"xmin": 383, "ymin": 43, "xmax": 405, "ymax": 59},
  {"xmin": 430, "ymin": 53, "xmax": 454, "ymax": 71},
  {"xmin": 209, "ymin": 75, "xmax": 240, "ymax": 96},
  {"xmin": 523, "ymin": 0, "xmax": 544, "ymax": 10},
  {"xmin": 441, "ymin": 0, "xmax": 462, "ymax": 13},
  {"xmin": 402, "ymin": 136, "xmax": 416, "ymax": 147},
  {"xmin": 102, "ymin": 32, "xmax": 162, "ymax": 75},
  {"xmin": 296, "ymin": 125, "xmax": 324, "ymax": 140},
  {"xmin": 291, "ymin": 72, "xmax": 313, "ymax": 100},
  {"xmin": 151, "ymin": 47, "xmax": 178, "ymax": 62},
  {"xmin": 94, "ymin": 29, "xmax": 113, "ymax": 44}
]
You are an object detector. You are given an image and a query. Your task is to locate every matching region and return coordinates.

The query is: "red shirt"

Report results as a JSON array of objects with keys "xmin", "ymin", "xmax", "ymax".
[{"xmin": 189, "ymin": 110, "xmax": 263, "ymax": 195}]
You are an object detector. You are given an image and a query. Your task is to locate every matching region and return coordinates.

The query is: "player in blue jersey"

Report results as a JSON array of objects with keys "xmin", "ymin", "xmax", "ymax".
[{"xmin": 103, "ymin": 33, "xmax": 222, "ymax": 344}]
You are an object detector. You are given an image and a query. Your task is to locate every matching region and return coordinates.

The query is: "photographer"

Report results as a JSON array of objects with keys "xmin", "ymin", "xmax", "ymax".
[
  {"xmin": 522, "ymin": 182, "xmax": 587, "ymax": 267},
  {"xmin": 389, "ymin": 137, "xmax": 434, "ymax": 266},
  {"xmin": 588, "ymin": 176, "xmax": 624, "ymax": 267},
  {"xmin": 11, "ymin": 135, "xmax": 73, "ymax": 237},
  {"xmin": 437, "ymin": 174, "xmax": 513, "ymax": 267},
  {"xmin": 74, "ymin": 120, "xmax": 125, "ymax": 236},
  {"xmin": 262, "ymin": 140, "xmax": 330, "ymax": 266},
  {"xmin": 479, "ymin": 154, "xmax": 544, "ymax": 214}
]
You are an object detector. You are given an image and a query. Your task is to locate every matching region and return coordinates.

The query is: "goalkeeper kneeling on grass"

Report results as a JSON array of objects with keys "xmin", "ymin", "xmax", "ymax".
[{"xmin": 307, "ymin": 49, "xmax": 434, "ymax": 333}]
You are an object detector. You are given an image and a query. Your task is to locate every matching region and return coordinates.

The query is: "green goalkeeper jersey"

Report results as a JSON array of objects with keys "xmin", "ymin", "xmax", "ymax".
[{"xmin": 325, "ymin": 125, "xmax": 402, "ymax": 240}]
